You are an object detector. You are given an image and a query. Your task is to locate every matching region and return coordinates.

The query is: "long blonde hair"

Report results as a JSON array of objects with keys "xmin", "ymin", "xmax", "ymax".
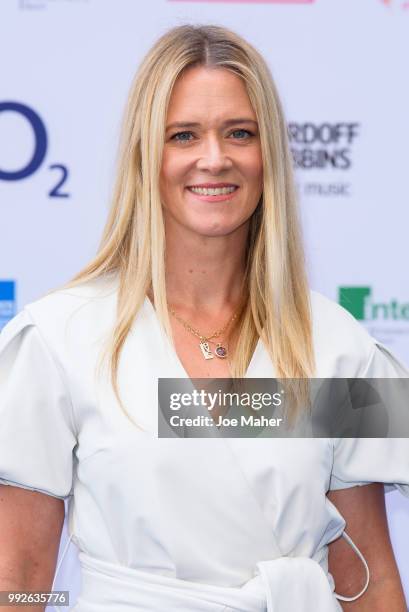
[{"xmin": 54, "ymin": 24, "xmax": 315, "ymax": 427}]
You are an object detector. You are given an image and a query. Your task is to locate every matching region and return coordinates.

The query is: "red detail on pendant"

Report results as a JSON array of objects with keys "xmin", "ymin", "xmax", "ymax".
[{"xmin": 215, "ymin": 346, "xmax": 227, "ymax": 358}]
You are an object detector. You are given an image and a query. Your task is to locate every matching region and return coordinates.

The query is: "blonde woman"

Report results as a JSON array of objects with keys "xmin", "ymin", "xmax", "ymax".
[{"xmin": 0, "ymin": 24, "xmax": 409, "ymax": 612}]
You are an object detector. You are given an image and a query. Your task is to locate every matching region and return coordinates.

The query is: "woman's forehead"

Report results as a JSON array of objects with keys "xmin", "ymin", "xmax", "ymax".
[{"xmin": 167, "ymin": 67, "xmax": 256, "ymax": 122}]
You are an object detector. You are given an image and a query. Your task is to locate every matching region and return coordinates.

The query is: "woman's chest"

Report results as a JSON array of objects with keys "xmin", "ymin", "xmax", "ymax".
[
  {"xmin": 76, "ymin": 405, "xmax": 333, "ymax": 533},
  {"xmin": 68, "ymin": 314, "xmax": 338, "ymax": 561},
  {"xmin": 72, "ymin": 319, "xmax": 333, "ymax": 526}
]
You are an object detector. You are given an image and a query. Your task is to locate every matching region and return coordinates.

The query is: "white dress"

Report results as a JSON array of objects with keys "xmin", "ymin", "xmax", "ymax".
[{"xmin": 0, "ymin": 274, "xmax": 408, "ymax": 612}]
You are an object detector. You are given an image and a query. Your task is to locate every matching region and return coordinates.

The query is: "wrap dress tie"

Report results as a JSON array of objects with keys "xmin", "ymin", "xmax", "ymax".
[{"xmin": 51, "ymin": 530, "xmax": 368, "ymax": 611}]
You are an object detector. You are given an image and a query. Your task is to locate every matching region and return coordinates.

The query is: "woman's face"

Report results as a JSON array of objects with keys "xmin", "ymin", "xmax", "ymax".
[{"xmin": 160, "ymin": 66, "xmax": 263, "ymax": 239}]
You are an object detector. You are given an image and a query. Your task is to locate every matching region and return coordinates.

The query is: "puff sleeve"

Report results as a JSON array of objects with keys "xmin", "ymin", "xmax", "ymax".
[
  {"xmin": 329, "ymin": 340, "xmax": 409, "ymax": 498},
  {"xmin": 0, "ymin": 308, "xmax": 77, "ymax": 500}
]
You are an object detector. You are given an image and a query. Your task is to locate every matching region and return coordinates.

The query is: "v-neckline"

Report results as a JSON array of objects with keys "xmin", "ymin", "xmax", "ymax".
[{"xmin": 143, "ymin": 295, "xmax": 268, "ymax": 380}]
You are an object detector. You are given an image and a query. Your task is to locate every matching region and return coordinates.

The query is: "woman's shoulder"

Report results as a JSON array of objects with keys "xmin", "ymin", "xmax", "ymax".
[
  {"xmin": 28, "ymin": 272, "xmax": 117, "ymax": 319},
  {"xmin": 7, "ymin": 273, "xmax": 120, "ymax": 351},
  {"xmin": 309, "ymin": 288, "xmax": 377, "ymax": 377}
]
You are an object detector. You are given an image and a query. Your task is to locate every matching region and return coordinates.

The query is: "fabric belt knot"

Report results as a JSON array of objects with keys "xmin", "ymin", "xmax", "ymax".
[
  {"xmin": 250, "ymin": 531, "xmax": 370, "ymax": 612},
  {"xmin": 253, "ymin": 556, "xmax": 340, "ymax": 611}
]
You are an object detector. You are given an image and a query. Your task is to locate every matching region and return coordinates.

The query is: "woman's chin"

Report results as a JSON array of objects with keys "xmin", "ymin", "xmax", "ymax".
[
  {"xmin": 163, "ymin": 209, "xmax": 247, "ymax": 238},
  {"xmin": 185, "ymin": 222, "xmax": 241, "ymax": 239}
]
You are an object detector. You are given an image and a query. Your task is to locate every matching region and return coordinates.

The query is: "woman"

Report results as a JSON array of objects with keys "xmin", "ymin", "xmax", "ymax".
[{"xmin": 0, "ymin": 24, "xmax": 408, "ymax": 612}]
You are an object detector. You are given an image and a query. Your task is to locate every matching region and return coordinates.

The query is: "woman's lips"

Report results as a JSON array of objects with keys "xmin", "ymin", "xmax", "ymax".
[{"xmin": 185, "ymin": 186, "xmax": 239, "ymax": 203}]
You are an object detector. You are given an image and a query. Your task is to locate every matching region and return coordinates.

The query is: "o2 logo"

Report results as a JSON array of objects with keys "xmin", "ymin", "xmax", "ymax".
[{"xmin": 0, "ymin": 101, "xmax": 70, "ymax": 198}]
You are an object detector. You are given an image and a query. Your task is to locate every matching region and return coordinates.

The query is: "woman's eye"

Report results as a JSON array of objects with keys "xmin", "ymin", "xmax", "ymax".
[
  {"xmin": 230, "ymin": 129, "xmax": 253, "ymax": 139},
  {"xmin": 172, "ymin": 131, "xmax": 194, "ymax": 143}
]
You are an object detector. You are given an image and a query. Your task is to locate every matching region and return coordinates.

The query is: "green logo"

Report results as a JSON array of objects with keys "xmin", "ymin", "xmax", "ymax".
[{"xmin": 339, "ymin": 286, "xmax": 409, "ymax": 321}]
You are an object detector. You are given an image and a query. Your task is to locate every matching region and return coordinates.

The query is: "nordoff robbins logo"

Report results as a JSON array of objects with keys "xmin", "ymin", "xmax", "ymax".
[{"xmin": 339, "ymin": 286, "xmax": 409, "ymax": 321}]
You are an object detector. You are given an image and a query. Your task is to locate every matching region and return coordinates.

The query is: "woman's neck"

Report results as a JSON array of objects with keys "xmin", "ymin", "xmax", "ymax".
[{"xmin": 163, "ymin": 228, "xmax": 248, "ymax": 313}]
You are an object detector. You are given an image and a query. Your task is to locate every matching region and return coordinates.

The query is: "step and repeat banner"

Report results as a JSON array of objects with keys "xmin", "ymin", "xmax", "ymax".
[{"xmin": 0, "ymin": 0, "xmax": 408, "ymax": 608}]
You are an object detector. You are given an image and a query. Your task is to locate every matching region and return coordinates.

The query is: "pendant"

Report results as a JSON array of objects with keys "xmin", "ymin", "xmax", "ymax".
[
  {"xmin": 199, "ymin": 340, "xmax": 214, "ymax": 360},
  {"xmin": 214, "ymin": 343, "xmax": 228, "ymax": 359}
]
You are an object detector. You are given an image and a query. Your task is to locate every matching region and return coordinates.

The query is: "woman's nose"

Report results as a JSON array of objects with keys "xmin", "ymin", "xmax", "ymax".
[{"xmin": 195, "ymin": 137, "xmax": 233, "ymax": 174}]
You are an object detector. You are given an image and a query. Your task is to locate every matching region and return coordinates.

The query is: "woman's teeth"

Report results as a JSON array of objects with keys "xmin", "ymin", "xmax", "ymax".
[{"xmin": 188, "ymin": 186, "xmax": 237, "ymax": 196}]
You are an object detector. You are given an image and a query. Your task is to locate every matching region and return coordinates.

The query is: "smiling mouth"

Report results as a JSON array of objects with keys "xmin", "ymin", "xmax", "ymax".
[{"xmin": 187, "ymin": 186, "xmax": 239, "ymax": 196}]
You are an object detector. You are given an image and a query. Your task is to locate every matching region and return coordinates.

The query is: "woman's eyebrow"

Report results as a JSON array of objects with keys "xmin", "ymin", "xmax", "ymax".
[{"xmin": 166, "ymin": 118, "xmax": 258, "ymax": 131}]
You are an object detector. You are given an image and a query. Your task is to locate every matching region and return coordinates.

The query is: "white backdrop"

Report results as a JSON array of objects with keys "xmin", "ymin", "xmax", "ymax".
[{"xmin": 0, "ymin": 0, "xmax": 408, "ymax": 609}]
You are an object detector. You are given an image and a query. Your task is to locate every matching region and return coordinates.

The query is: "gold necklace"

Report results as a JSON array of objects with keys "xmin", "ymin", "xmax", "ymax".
[{"xmin": 169, "ymin": 306, "xmax": 238, "ymax": 360}]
